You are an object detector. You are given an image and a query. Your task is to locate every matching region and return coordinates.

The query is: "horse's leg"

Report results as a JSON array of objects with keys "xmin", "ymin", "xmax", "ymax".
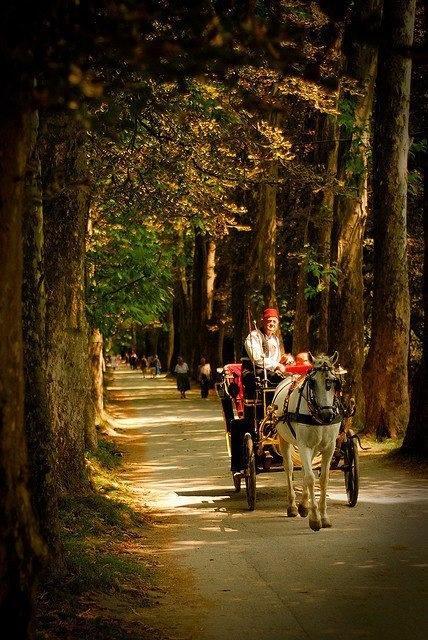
[
  {"xmin": 318, "ymin": 442, "xmax": 335, "ymax": 528},
  {"xmin": 278, "ymin": 436, "xmax": 298, "ymax": 517},
  {"xmin": 298, "ymin": 486, "xmax": 309, "ymax": 518},
  {"xmin": 299, "ymin": 445, "xmax": 321, "ymax": 531}
]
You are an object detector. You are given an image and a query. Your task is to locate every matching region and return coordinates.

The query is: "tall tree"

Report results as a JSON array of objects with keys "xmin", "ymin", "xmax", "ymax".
[
  {"xmin": 22, "ymin": 112, "xmax": 60, "ymax": 559},
  {"xmin": 402, "ymin": 164, "xmax": 427, "ymax": 452},
  {"xmin": 292, "ymin": 114, "xmax": 339, "ymax": 354},
  {"xmin": 307, "ymin": 113, "xmax": 339, "ymax": 354},
  {"xmin": 329, "ymin": 0, "xmax": 383, "ymax": 429},
  {"xmin": 363, "ymin": 0, "xmax": 416, "ymax": 438},
  {"xmin": 41, "ymin": 112, "xmax": 96, "ymax": 492},
  {"xmin": 0, "ymin": 101, "xmax": 44, "ymax": 637},
  {"xmin": 250, "ymin": 111, "xmax": 282, "ymax": 309}
]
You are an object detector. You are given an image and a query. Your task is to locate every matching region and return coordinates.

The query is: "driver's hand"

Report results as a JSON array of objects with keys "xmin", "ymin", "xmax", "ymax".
[{"xmin": 275, "ymin": 363, "xmax": 287, "ymax": 374}]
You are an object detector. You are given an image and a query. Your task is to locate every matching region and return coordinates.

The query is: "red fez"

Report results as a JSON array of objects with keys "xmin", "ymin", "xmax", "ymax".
[{"xmin": 262, "ymin": 308, "xmax": 279, "ymax": 321}]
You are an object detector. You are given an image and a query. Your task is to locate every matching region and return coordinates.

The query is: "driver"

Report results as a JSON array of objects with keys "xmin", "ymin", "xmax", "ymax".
[
  {"xmin": 244, "ymin": 308, "xmax": 294, "ymax": 386},
  {"xmin": 231, "ymin": 308, "xmax": 294, "ymax": 478}
]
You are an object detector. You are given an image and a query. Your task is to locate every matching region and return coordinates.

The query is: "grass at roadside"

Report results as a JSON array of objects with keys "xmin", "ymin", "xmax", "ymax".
[
  {"xmin": 36, "ymin": 438, "xmax": 167, "ymax": 640},
  {"xmin": 356, "ymin": 435, "xmax": 428, "ymax": 475}
]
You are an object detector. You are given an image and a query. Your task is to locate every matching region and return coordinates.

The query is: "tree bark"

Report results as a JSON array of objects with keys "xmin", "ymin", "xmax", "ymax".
[
  {"xmin": 90, "ymin": 328, "xmax": 105, "ymax": 434},
  {"xmin": 166, "ymin": 307, "xmax": 175, "ymax": 372},
  {"xmin": 307, "ymin": 113, "xmax": 339, "ymax": 354},
  {"xmin": 205, "ymin": 241, "xmax": 230, "ymax": 371},
  {"xmin": 293, "ymin": 114, "xmax": 339, "ymax": 355},
  {"xmin": 250, "ymin": 111, "xmax": 281, "ymax": 309},
  {"xmin": 41, "ymin": 112, "xmax": 96, "ymax": 493},
  {"xmin": 230, "ymin": 229, "xmax": 251, "ymax": 361},
  {"xmin": 206, "ymin": 240, "xmax": 216, "ymax": 320},
  {"xmin": 329, "ymin": 0, "xmax": 382, "ymax": 430},
  {"xmin": 22, "ymin": 111, "xmax": 60, "ymax": 559},
  {"xmin": 363, "ymin": 0, "xmax": 416, "ymax": 438},
  {"xmin": 191, "ymin": 232, "xmax": 218, "ymax": 371},
  {"xmin": 172, "ymin": 235, "xmax": 192, "ymax": 366},
  {"xmin": 0, "ymin": 103, "xmax": 45, "ymax": 637},
  {"xmin": 191, "ymin": 230, "xmax": 206, "ymax": 371},
  {"xmin": 292, "ymin": 216, "xmax": 310, "ymax": 353},
  {"xmin": 402, "ymin": 101, "xmax": 428, "ymax": 454}
]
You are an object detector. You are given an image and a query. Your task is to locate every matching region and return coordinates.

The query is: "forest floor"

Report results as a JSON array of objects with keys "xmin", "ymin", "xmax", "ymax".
[{"xmin": 37, "ymin": 367, "xmax": 428, "ymax": 640}]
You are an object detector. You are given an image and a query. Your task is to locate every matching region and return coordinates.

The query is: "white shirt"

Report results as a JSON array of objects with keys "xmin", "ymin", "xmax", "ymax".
[
  {"xmin": 175, "ymin": 363, "xmax": 189, "ymax": 374},
  {"xmin": 245, "ymin": 330, "xmax": 281, "ymax": 371},
  {"xmin": 198, "ymin": 363, "xmax": 211, "ymax": 379}
]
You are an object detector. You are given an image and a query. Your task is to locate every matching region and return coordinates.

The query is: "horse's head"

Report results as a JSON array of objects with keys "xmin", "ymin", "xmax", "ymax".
[{"xmin": 306, "ymin": 352, "xmax": 342, "ymax": 424}]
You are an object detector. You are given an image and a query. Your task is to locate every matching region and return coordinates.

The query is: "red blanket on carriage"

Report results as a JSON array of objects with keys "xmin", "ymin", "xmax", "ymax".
[
  {"xmin": 224, "ymin": 362, "xmax": 313, "ymax": 417},
  {"xmin": 224, "ymin": 364, "xmax": 245, "ymax": 416}
]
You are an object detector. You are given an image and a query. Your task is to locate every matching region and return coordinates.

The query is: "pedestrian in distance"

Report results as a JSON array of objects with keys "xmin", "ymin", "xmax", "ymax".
[
  {"xmin": 174, "ymin": 356, "xmax": 190, "ymax": 399},
  {"xmin": 140, "ymin": 355, "xmax": 148, "ymax": 378},
  {"xmin": 153, "ymin": 355, "xmax": 161, "ymax": 377},
  {"xmin": 198, "ymin": 357, "xmax": 211, "ymax": 398},
  {"xmin": 129, "ymin": 349, "xmax": 138, "ymax": 370}
]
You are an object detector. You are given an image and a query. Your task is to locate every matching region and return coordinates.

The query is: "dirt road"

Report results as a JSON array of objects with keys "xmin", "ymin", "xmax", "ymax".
[{"xmin": 108, "ymin": 368, "xmax": 428, "ymax": 640}]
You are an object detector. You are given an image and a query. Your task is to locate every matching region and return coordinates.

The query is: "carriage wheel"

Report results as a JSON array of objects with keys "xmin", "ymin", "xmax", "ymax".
[
  {"xmin": 344, "ymin": 437, "xmax": 359, "ymax": 507},
  {"xmin": 244, "ymin": 433, "xmax": 256, "ymax": 511}
]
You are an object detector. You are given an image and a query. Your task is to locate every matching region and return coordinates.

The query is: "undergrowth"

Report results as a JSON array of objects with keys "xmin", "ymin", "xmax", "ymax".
[
  {"xmin": 35, "ymin": 438, "xmax": 166, "ymax": 640},
  {"xmin": 359, "ymin": 436, "xmax": 428, "ymax": 475},
  {"xmin": 87, "ymin": 437, "xmax": 124, "ymax": 469}
]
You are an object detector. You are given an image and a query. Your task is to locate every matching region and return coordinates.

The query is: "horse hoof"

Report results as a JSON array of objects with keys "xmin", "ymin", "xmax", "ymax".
[
  {"xmin": 287, "ymin": 506, "xmax": 298, "ymax": 517},
  {"xmin": 321, "ymin": 518, "xmax": 332, "ymax": 528},
  {"xmin": 298, "ymin": 504, "xmax": 308, "ymax": 518},
  {"xmin": 309, "ymin": 519, "xmax": 321, "ymax": 532}
]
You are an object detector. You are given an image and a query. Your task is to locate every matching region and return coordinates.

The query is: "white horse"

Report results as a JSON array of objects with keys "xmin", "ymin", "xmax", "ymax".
[{"xmin": 272, "ymin": 352, "xmax": 343, "ymax": 531}]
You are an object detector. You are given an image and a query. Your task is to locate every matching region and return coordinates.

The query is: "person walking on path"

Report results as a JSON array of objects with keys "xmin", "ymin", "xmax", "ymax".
[
  {"xmin": 174, "ymin": 356, "xmax": 190, "ymax": 399},
  {"xmin": 197, "ymin": 357, "xmax": 211, "ymax": 398},
  {"xmin": 140, "ymin": 355, "xmax": 148, "ymax": 378},
  {"xmin": 129, "ymin": 349, "xmax": 138, "ymax": 370},
  {"xmin": 153, "ymin": 355, "xmax": 161, "ymax": 377}
]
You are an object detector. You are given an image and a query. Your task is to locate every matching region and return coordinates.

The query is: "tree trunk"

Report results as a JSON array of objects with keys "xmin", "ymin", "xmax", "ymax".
[
  {"xmin": 0, "ymin": 103, "xmax": 44, "ymax": 637},
  {"xmin": 363, "ymin": 0, "xmax": 416, "ymax": 438},
  {"xmin": 307, "ymin": 113, "xmax": 339, "ymax": 354},
  {"xmin": 191, "ymin": 231, "xmax": 206, "ymax": 371},
  {"xmin": 293, "ymin": 114, "xmax": 339, "ymax": 355},
  {"xmin": 191, "ymin": 232, "xmax": 217, "ymax": 371},
  {"xmin": 230, "ymin": 229, "xmax": 251, "ymax": 361},
  {"xmin": 90, "ymin": 328, "xmax": 105, "ymax": 434},
  {"xmin": 330, "ymin": 0, "xmax": 382, "ymax": 430},
  {"xmin": 22, "ymin": 111, "xmax": 60, "ymax": 559},
  {"xmin": 402, "ymin": 105, "xmax": 428, "ymax": 454},
  {"xmin": 166, "ymin": 307, "xmax": 175, "ymax": 372},
  {"xmin": 206, "ymin": 240, "xmax": 216, "ymax": 319},
  {"xmin": 41, "ymin": 112, "xmax": 96, "ymax": 492},
  {"xmin": 173, "ymin": 236, "xmax": 192, "ymax": 366},
  {"xmin": 205, "ymin": 241, "xmax": 230, "ymax": 371},
  {"xmin": 292, "ymin": 217, "xmax": 310, "ymax": 353},
  {"xmin": 250, "ymin": 111, "xmax": 281, "ymax": 309}
]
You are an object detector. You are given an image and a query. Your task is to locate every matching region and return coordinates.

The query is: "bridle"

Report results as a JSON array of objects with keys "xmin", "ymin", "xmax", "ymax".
[
  {"xmin": 283, "ymin": 363, "xmax": 344, "ymax": 433},
  {"xmin": 306, "ymin": 363, "xmax": 343, "ymax": 422}
]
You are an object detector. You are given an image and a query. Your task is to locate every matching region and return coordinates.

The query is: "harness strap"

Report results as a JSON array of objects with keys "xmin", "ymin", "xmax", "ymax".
[
  {"xmin": 281, "ymin": 375, "xmax": 305, "ymax": 438},
  {"xmin": 285, "ymin": 416, "xmax": 296, "ymax": 438},
  {"xmin": 287, "ymin": 412, "xmax": 332, "ymax": 426}
]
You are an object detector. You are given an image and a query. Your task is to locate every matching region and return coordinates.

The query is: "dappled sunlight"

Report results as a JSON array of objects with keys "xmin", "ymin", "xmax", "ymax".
[{"xmin": 103, "ymin": 368, "xmax": 428, "ymax": 640}]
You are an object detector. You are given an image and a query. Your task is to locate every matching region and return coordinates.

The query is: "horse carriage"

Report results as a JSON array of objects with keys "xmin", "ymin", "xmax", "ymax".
[{"xmin": 216, "ymin": 354, "xmax": 360, "ymax": 529}]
